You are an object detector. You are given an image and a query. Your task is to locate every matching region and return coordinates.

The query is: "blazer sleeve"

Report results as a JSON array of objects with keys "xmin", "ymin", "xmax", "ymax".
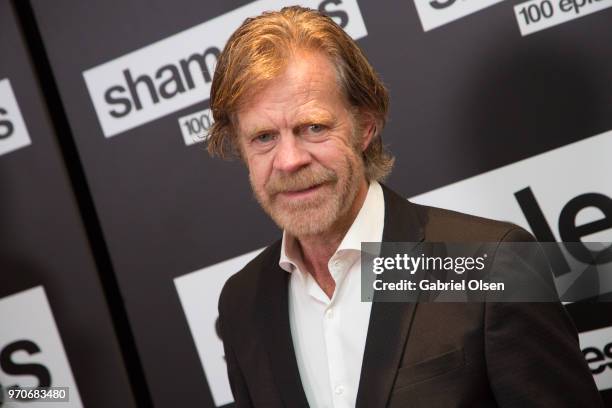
[
  {"xmin": 218, "ymin": 283, "xmax": 254, "ymax": 408},
  {"xmin": 484, "ymin": 228, "xmax": 603, "ymax": 407}
]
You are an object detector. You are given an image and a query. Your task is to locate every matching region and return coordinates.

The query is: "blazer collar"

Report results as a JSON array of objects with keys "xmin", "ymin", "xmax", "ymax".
[
  {"xmin": 380, "ymin": 183, "xmax": 425, "ymax": 244},
  {"xmin": 258, "ymin": 184, "xmax": 425, "ymax": 408}
]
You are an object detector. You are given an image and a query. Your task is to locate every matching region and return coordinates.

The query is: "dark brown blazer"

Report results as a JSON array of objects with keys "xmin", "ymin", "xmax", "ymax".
[{"xmin": 218, "ymin": 184, "xmax": 603, "ymax": 407}]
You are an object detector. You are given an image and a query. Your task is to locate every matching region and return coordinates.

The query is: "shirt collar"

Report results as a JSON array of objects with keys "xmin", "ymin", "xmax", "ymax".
[{"xmin": 279, "ymin": 180, "xmax": 385, "ymax": 273}]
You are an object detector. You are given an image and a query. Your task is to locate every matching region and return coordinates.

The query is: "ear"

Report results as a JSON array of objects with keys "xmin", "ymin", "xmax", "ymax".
[{"xmin": 359, "ymin": 111, "xmax": 377, "ymax": 152}]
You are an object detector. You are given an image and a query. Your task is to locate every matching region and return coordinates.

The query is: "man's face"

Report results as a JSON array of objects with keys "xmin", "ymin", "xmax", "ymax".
[{"xmin": 235, "ymin": 51, "xmax": 372, "ymax": 238}]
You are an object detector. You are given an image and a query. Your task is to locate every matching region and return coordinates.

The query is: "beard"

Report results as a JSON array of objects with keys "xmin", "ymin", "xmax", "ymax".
[{"xmin": 250, "ymin": 148, "xmax": 365, "ymax": 238}]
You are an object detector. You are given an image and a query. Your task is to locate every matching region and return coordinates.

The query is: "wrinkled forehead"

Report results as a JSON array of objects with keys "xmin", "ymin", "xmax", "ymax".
[
  {"xmin": 232, "ymin": 51, "xmax": 349, "ymax": 127},
  {"xmin": 238, "ymin": 50, "xmax": 346, "ymax": 106}
]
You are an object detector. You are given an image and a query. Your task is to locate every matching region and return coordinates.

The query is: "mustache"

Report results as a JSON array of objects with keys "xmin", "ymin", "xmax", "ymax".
[{"xmin": 265, "ymin": 166, "xmax": 338, "ymax": 195}]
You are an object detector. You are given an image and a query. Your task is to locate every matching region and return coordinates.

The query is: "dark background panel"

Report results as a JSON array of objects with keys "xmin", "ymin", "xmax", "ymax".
[
  {"xmin": 1, "ymin": 1, "xmax": 138, "ymax": 407},
  {"xmin": 358, "ymin": 1, "xmax": 612, "ymax": 197}
]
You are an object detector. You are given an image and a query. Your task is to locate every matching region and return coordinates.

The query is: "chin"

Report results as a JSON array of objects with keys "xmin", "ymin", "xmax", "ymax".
[
  {"xmin": 275, "ymin": 212, "xmax": 330, "ymax": 237},
  {"xmin": 273, "ymin": 201, "xmax": 344, "ymax": 238},
  {"xmin": 283, "ymin": 219, "xmax": 330, "ymax": 237}
]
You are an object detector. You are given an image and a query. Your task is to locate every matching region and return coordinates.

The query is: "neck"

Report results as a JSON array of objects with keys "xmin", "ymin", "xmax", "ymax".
[{"xmin": 295, "ymin": 179, "xmax": 369, "ymax": 298}]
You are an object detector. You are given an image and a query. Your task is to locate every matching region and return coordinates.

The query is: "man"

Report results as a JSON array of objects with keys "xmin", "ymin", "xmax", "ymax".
[{"xmin": 208, "ymin": 6, "xmax": 602, "ymax": 408}]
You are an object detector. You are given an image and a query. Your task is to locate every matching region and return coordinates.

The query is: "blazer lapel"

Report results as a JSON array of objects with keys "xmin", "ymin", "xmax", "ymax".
[
  {"xmin": 258, "ymin": 258, "xmax": 310, "ymax": 407},
  {"xmin": 356, "ymin": 185, "xmax": 425, "ymax": 408}
]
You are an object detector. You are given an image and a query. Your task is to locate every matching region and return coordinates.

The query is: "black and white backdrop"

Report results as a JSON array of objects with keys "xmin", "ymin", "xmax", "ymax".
[{"xmin": 1, "ymin": 0, "xmax": 611, "ymax": 406}]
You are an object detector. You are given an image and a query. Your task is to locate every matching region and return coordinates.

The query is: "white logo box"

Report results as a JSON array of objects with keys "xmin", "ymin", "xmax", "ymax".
[
  {"xmin": 0, "ymin": 286, "xmax": 83, "ymax": 407},
  {"xmin": 175, "ymin": 129, "xmax": 612, "ymax": 404},
  {"xmin": 411, "ymin": 130, "xmax": 612, "ymax": 299},
  {"xmin": 579, "ymin": 325, "xmax": 612, "ymax": 391},
  {"xmin": 83, "ymin": 0, "xmax": 367, "ymax": 138},
  {"xmin": 0, "ymin": 78, "xmax": 31, "ymax": 157},
  {"xmin": 514, "ymin": 0, "xmax": 612, "ymax": 36},
  {"xmin": 413, "ymin": 0, "xmax": 504, "ymax": 31},
  {"xmin": 175, "ymin": 249, "xmax": 263, "ymax": 407}
]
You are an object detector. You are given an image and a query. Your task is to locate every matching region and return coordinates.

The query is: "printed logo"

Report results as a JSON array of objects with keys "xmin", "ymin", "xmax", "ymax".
[
  {"xmin": 413, "ymin": 0, "xmax": 504, "ymax": 31},
  {"xmin": 0, "ymin": 79, "xmax": 31, "ymax": 157},
  {"xmin": 0, "ymin": 287, "xmax": 83, "ymax": 407},
  {"xmin": 579, "ymin": 325, "xmax": 612, "ymax": 391},
  {"xmin": 514, "ymin": 0, "xmax": 612, "ymax": 36},
  {"xmin": 178, "ymin": 108, "xmax": 212, "ymax": 146},
  {"xmin": 83, "ymin": 0, "xmax": 367, "ymax": 139}
]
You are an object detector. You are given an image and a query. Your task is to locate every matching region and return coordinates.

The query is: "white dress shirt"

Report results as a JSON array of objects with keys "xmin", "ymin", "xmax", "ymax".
[{"xmin": 279, "ymin": 181, "xmax": 385, "ymax": 408}]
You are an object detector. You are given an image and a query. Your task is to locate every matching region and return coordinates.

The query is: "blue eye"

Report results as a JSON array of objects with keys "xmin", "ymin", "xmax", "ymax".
[
  {"xmin": 309, "ymin": 124, "xmax": 324, "ymax": 133},
  {"xmin": 255, "ymin": 133, "xmax": 274, "ymax": 143}
]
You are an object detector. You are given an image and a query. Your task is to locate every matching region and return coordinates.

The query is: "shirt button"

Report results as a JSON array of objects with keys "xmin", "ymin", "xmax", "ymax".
[
  {"xmin": 334, "ymin": 385, "xmax": 344, "ymax": 395},
  {"xmin": 325, "ymin": 309, "xmax": 334, "ymax": 319}
]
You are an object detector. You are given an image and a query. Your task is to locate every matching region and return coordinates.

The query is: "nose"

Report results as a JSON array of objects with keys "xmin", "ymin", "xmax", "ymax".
[{"xmin": 272, "ymin": 133, "xmax": 311, "ymax": 173}]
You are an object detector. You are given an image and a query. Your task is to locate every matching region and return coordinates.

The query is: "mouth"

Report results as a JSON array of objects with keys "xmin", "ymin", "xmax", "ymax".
[{"xmin": 278, "ymin": 183, "xmax": 324, "ymax": 199}]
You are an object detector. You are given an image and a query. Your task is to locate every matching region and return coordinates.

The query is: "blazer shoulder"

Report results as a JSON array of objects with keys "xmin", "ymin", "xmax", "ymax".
[{"xmin": 410, "ymin": 202, "xmax": 534, "ymax": 243}]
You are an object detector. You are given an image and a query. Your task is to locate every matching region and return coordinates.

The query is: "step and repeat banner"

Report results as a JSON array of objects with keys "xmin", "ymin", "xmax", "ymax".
[
  {"xmin": 2, "ymin": 0, "xmax": 611, "ymax": 406},
  {"xmin": 0, "ymin": 1, "xmax": 137, "ymax": 407}
]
